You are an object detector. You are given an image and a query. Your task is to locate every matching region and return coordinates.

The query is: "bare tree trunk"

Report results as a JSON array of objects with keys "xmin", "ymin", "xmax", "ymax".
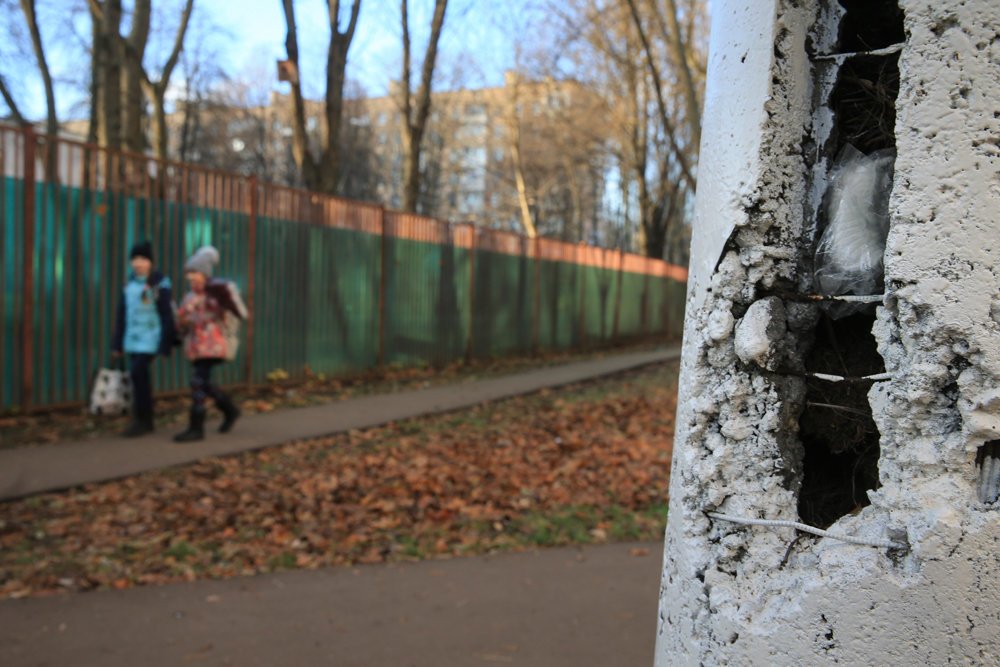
[
  {"xmin": 123, "ymin": 0, "xmax": 151, "ymax": 153},
  {"xmin": 511, "ymin": 134, "xmax": 537, "ymax": 237},
  {"xmin": 566, "ymin": 162, "xmax": 583, "ymax": 242},
  {"xmin": 20, "ymin": 0, "xmax": 57, "ymax": 138},
  {"xmin": 87, "ymin": 15, "xmax": 100, "ymax": 145},
  {"xmin": 621, "ymin": 0, "xmax": 695, "ymax": 190},
  {"xmin": 657, "ymin": 0, "xmax": 701, "ymax": 150},
  {"xmin": 91, "ymin": 0, "xmax": 124, "ymax": 149},
  {"xmin": 281, "ymin": 0, "xmax": 361, "ymax": 194},
  {"xmin": 141, "ymin": 0, "xmax": 194, "ymax": 161},
  {"xmin": 400, "ymin": 0, "xmax": 448, "ymax": 213},
  {"xmin": 505, "ymin": 75, "xmax": 537, "ymax": 238},
  {"xmin": 280, "ymin": 0, "xmax": 318, "ymax": 188},
  {"xmin": 149, "ymin": 88, "xmax": 168, "ymax": 161},
  {"xmin": 321, "ymin": 0, "xmax": 361, "ymax": 193},
  {"xmin": 20, "ymin": 0, "xmax": 58, "ymax": 175},
  {"xmin": 623, "ymin": 28, "xmax": 659, "ymax": 258}
]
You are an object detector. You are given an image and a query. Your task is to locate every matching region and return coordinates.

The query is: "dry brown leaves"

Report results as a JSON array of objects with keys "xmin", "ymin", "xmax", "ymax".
[
  {"xmin": 0, "ymin": 342, "xmax": 665, "ymax": 449},
  {"xmin": 0, "ymin": 363, "xmax": 677, "ymax": 598}
]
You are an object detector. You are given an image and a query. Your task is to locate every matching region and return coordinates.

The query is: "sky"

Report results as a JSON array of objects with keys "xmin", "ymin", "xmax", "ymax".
[
  {"xmin": 2, "ymin": 0, "xmax": 547, "ymax": 121},
  {"xmin": 208, "ymin": 0, "xmax": 519, "ymax": 96}
]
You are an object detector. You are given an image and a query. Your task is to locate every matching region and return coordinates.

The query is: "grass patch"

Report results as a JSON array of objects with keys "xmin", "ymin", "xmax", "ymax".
[{"xmin": 513, "ymin": 504, "xmax": 668, "ymax": 547}]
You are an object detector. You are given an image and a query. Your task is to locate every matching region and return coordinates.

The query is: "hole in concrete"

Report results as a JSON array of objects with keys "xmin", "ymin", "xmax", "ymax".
[
  {"xmin": 837, "ymin": 0, "xmax": 905, "ymax": 51},
  {"xmin": 976, "ymin": 440, "xmax": 1000, "ymax": 505},
  {"xmin": 796, "ymin": 0, "xmax": 903, "ymax": 529},
  {"xmin": 798, "ymin": 312, "xmax": 884, "ymax": 527},
  {"xmin": 830, "ymin": 53, "xmax": 900, "ymax": 154}
]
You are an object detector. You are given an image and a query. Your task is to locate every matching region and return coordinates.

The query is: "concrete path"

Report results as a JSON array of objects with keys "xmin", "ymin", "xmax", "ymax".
[
  {"xmin": 0, "ymin": 347, "xmax": 679, "ymax": 500},
  {"xmin": 0, "ymin": 541, "xmax": 663, "ymax": 667}
]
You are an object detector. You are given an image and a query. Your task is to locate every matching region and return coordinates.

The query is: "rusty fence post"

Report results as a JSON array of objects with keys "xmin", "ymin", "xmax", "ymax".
[
  {"xmin": 612, "ymin": 248, "xmax": 625, "ymax": 341},
  {"xmin": 575, "ymin": 246, "xmax": 582, "ymax": 349},
  {"xmin": 244, "ymin": 175, "xmax": 258, "ymax": 387},
  {"xmin": 532, "ymin": 236, "xmax": 541, "ymax": 353},
  {"xmin": 21, "ymin": 126, "xmax": 36, "ymax": 412},
  {"xmin": 377, "ymin": 207, "xmax": 387, "ymax": 367},
  {"xmin": 466, "ymin": 224, "xmax": 477, "ymax": 362},
  {"xmin": 641, "ymin": 272, "xmax": 651, "ymax": 338}
]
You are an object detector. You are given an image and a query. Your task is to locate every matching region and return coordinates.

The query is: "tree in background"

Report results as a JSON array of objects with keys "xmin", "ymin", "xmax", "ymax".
[
  {"xmin": 338, "ymin": 88, "xmax": 383, "ymax": 202},
  {"xmin": 19, "ymin": 0, "xmax": 58, "ymax": 143},
  {"xmin": 0, "ymin": 2, "xmax": 57, "ymax": 133},
  {"xmin": 280, "ymin": 0, "xmax": 362, "ymax": 195},
  {"xmin": 621, "ymin": 0, "xmax": 705, "ymax": 263},
  {"xmin": 140, "ymin": 0, "xmax": 194, "ymax": 161},
  {"xmin": 0, "ymin": 0, "xmax": 706, "ymax": 264},
  {"xmin": 398, "ymin": 0, "xmax": 448, "ymax": 213},
  {"xmin": 544, "ymin": 0, "xmax": 706, "ymax": 261},
  {"xmin": 497, "ymin": 71, "xmax": 609, "ymax": 244},
  {"xmin": 86, "ymin": 0, "xmax": 194, "ymax": 158}
]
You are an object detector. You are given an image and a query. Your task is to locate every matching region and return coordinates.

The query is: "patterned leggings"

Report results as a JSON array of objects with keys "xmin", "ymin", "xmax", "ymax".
[{"xmin": 190, "ymin": 359, "xmax": 222, "ymax": 410}]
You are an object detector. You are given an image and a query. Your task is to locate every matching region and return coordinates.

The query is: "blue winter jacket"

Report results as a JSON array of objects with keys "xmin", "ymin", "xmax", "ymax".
[{"xmin": 111, "ymin": 270, "xmax": 176, "ymax": 356}]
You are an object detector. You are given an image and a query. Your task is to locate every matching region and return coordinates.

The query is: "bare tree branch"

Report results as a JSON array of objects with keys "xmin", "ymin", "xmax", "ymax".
[
  {"xmin": 20, "ymin": 0, "xmax": 58, "ymax": 137},
  {"xmin": 400, "ymin": 0, "xmax": 448, "ymax": 212},
  {"xmin": 160, "ymin": 0, "xmax": 194, "ymax": 88},
  {"xmin": 400, "ymin": 0, "xmax": 412, "ymax": 123},
  {"xmin": 655, "ymin": 0, "xmax": 701, "ymax": 149},
  {"xmin": 137, "ymin": 0, "xmax": 195, "ymax": 161},
  {"xmin": 621, "ymin": 0, "xmax": 695, "ymax": 190},
  {"xmin": 0, "ymin": 72, "xmax": 27, "ymax": 125},
  {"xmin": 281, "ymin": 0, "xmax": 317, "ymax": 186}
]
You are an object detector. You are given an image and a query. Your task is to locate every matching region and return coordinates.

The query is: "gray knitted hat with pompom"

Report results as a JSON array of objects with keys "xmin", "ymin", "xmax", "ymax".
[{"xmin": 184, "ymin": 245, "xmax": 220, "ymax": 277}]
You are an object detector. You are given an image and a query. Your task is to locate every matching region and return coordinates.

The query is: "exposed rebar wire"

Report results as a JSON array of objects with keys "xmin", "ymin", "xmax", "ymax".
[
  {"xmin": 810, "ymin": 294, "xmax": 886, "ymax": 304},
  {"xmin": 807, "ymin": 371, "xmax": 893, "ymax": 383},
  {"xmin": 805, "ymin": 401, "xmax": 870, "ymax": 416},
  {"xmin": 770, "ymin": 290, "xmax": 886, "ymax": 304},
  {"xmin": 706, "ymin": 511, "xmax": 908, "ymax": 550},
  {"xmin": 813, "ymin": 43, "xmax": 905, "ymax": 61}
]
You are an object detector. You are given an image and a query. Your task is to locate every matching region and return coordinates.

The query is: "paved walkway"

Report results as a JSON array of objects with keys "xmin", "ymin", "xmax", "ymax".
[
  {"xmin": 0, "ymin": 347, "xmax": 679, "ymax": 500},
  {"xmin": 0, "ymin": 541, "xmax": 663, "ymax": 667}
]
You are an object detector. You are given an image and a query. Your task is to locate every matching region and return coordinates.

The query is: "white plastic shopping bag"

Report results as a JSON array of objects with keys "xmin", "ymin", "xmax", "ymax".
[{"xmin": 89, "ymin": 364, "xmax": 133, "ymax": 416}]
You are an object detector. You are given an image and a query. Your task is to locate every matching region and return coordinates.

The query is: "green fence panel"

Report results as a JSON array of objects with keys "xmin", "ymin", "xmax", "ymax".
[
  {"xmin": 472, "ymin": 248, "xmax": 534, "ymax": 358},
  {"xmin": 582, "ymin": 265, "xmax": 616, "ymax": 345},
  {"xmin": 616, "ymin": 271, "xmax": 645, "ymax": 339},
  {"xmin": 385, "ymin": 237, "xmax": 470, "ymax": 367},
  {"xmin": 384, "ymin": 236, "xmax": 433, "ymax": 366},
  {"xmin": 253, "ymin": 216, "xmax": 308, "ymax": 382},
  {"xmin": 0, "ymin": 146, "xmax": 687, "ymax": 412},
  {"xmin": 1, "ymin": 176, "xmax": 24, "ymax": 409},
  {"xmin": 537, "ymin": 259, "xmax": 581, "ymax": 350},
  {"xmin": 304, "ymin": 225, "xmax": 381, "ymax": 375}
]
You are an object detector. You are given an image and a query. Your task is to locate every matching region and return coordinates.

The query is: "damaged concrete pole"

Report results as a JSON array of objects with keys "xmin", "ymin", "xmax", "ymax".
[{"xmin": 656, "ymin": 0, "xmax": 1000, "ymax": 664}]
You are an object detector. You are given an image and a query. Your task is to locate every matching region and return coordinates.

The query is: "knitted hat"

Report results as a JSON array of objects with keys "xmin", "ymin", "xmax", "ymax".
[
  {"xmin": 129, "ymin": 241, "xmax": 153, "ymax": 262},
  {"xmin": 185, "ymin": 245, "xmax": 220, "ymax": 277}
]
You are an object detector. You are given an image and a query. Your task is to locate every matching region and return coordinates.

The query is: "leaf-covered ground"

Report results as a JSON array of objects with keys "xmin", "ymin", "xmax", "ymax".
[
  {"xmin": 0, "ymin": 362, "xmax": 678, "ymax": 599},
  {"xmin": 0, "ymin": 341, "xmax": 667, "ymax": 449}
]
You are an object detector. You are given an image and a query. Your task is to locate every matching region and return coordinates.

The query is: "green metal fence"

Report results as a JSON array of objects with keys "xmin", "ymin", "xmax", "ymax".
[{"xmin": 0, "ymin": 125, "xmax": 688, "ymax": 412}]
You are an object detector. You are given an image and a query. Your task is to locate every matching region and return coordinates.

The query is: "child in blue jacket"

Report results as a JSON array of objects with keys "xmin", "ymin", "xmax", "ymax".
[{"xmin": 111, "ymin": 241, "xmax": 176, "ymax": 437}]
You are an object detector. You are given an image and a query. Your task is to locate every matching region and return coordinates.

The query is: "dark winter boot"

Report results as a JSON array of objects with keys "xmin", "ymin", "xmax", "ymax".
[
  {"xmin": 173, "ymin": 407, "xmax": 206, "ymax": 443},
  {"xmin": 122, "ymin": 413, "xmax": 154, "ymax": 438},
  {"xmin": 216, "ymin": 394, "xmax": 241, "ymax": 434}
]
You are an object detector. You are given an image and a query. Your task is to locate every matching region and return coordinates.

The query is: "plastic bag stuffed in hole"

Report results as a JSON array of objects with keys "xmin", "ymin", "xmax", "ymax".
[{"xmin": 814, "ymin": 144, "xmax": 895, "ymax": 305}]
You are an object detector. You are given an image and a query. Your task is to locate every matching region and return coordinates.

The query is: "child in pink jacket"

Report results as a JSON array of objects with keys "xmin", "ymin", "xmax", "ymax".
[{"xmin": 173, "ymin": 246, "xmax": 247, "ymax": 443}]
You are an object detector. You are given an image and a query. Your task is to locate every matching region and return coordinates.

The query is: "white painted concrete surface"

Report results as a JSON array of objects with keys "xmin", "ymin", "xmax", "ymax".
[{"xmin": 657, "ymin": 1, "xmax": 1000, "ymax": 664}]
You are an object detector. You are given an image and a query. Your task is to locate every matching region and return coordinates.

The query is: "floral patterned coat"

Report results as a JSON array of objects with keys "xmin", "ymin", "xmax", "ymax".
[{"xmin": 176, "ymin": 281, "xmax": 247, "ymax": 361}]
